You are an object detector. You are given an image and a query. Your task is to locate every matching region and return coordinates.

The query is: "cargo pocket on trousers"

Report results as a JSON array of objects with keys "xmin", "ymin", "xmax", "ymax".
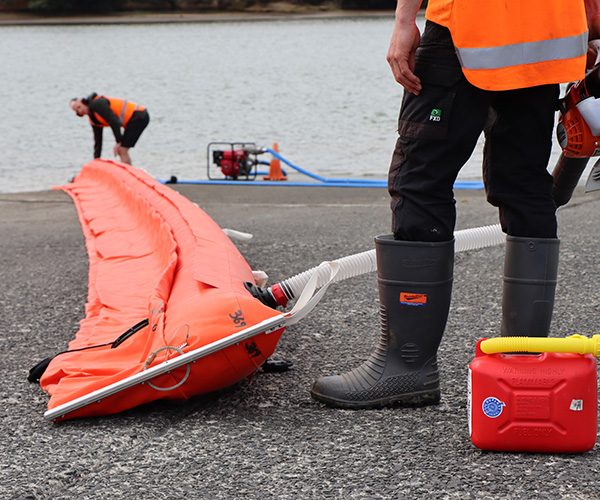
[{"xmin": 397, "ymin": 56, "xmax": 462, "ymax": 142}]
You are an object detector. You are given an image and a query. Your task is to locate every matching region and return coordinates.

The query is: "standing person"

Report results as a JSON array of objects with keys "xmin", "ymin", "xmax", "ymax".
[
  {"xmin": 70, "ymin": 93, "xmax": 150, "ymax": 165},
  {"xmin": 311, "ymin": 0, "xmax": 600, "ymax": 409}
]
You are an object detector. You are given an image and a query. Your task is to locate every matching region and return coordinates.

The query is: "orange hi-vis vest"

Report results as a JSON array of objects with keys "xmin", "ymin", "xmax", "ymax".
[
  {"xmin": 425, "ymin": 0, "xmax": 588, "ymax": 91},
  {"xmin": 90, "ymin": 96, "xmax": 145, "ymax": 128}
]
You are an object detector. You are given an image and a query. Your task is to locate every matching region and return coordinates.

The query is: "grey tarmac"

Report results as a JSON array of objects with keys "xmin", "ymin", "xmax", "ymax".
[{"xmin": 1, "ymin": 182, "xmax": 599, "ymax": 499}]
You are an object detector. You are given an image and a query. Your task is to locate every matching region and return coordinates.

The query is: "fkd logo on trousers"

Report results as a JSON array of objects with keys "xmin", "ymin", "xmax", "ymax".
[{"xmin": 429, "ymin": 108, "xmax": 442, "ymax": 122}]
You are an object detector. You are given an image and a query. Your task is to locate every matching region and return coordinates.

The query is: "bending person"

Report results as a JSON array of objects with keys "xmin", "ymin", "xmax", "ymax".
[{"xmin": 70, "ymin": 93, "xmax": 149, "ymax": 165}]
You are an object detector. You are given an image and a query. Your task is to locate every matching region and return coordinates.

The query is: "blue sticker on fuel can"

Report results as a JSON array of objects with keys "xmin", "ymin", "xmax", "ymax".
[{"xmin": 482, "ymin": 397, "xmax": 505, "ymax": 418}]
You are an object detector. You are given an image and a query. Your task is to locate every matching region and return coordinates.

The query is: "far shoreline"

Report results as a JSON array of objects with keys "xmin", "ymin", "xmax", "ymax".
[{"xmin": 0, "ymin": 7, "xmax": 395, "ymax": 26}]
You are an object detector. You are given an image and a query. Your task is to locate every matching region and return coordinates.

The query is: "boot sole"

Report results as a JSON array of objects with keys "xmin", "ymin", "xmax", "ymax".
[{"xmin": 310, "ymin": 389, "xmax": 440, "ymax": 410}]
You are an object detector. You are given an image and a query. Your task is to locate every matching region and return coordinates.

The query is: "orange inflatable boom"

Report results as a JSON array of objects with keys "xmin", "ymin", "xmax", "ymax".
[{"xmin": 40, "ymin": 160, "xmax": 336, "ymax": 421}]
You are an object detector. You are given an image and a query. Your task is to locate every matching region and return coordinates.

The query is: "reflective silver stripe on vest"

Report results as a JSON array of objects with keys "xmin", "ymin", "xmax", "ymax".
[
  {"xmin": 456, "ymin": 31, "xmax": 588, "ymax": 71},
  {"xmin": 119, "ymin": 100, "xmax": 128, "ymax": 125},
  {"xmin": 119, "ymin": 100, "xmax": 140, "ymax": 126}
]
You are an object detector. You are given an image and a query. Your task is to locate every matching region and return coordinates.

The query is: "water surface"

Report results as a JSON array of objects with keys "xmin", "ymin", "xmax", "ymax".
[{"xmin": 1, "ymin": 16, "xmax": 561, "ymax": 193}]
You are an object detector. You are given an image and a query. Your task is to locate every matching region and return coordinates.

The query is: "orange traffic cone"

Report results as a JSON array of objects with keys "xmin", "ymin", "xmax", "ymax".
[{"xmin": 264, "ymin": 142, "xmax": 287, "ymax": 181}]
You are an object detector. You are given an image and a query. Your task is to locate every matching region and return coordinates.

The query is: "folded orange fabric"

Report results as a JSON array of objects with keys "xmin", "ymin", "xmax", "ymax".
[{"xmin": 41, "ymin": 159, "xmax": 283, "ymax": 419}]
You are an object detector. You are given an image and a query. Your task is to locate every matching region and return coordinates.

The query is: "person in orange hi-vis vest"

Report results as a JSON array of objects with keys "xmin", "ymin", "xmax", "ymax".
[
  {"xmin": 70, "ymin": 93, "xmax": 150, "ymax": 165},
  {"xmin": 311, "ymin": 0, "xmax": 600, "ymax": 409}
]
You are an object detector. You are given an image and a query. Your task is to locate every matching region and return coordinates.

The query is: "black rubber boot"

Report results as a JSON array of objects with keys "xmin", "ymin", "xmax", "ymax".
[
  {"xmin": 501, "ymin": 236, "xmax": 560, "ymax": 337},
  {"xmin": 311, "ymin": 234, "xmax": 454, "ymax": 409}
]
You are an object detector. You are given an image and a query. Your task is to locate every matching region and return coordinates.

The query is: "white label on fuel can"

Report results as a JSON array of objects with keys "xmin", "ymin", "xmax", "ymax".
[
  {"xmin": 467, "ymin": 368, "xmax": 472, "ymax": 437},
  {"xmin": 570, "ymin": 399, "xmax": 584, "ymax": 411}
]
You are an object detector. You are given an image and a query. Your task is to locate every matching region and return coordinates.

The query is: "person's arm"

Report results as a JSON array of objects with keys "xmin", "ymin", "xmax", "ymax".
[
  {"xmin": 386, "ymin": 0, "xmax": 424, "ymax": 95},
  {"xmin": 89, "ymin": 97, "xmax": 123, "ymax": 144},
  {"xmin": 586, "ymin": 0, "xmax": 600, "ymax": 38},
  {"xmin": 92, "ymin": 126, "xmax": 102, "ymax": 159},
  {"xmin": 585, "ymin": 0, "xmax": 600, "ymax": 66}
]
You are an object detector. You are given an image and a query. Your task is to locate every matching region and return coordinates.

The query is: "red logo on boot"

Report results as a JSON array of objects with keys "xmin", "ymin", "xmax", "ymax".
[{"xmin": 399, "ymin": 292, "xmax": 427, "ymax": 306}]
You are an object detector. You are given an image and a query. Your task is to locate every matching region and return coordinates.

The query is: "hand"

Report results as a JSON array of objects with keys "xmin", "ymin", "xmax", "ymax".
[
  {"xmin": 113, "ymin": 143, "xmax": 121, "ymax": 157},
  {"xmin": 387, "ymin": 22, "xmax": 422, "ymax": 95}
]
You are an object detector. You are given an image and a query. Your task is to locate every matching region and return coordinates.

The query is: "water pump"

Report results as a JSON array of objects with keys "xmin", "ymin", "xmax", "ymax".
[{"xmin": 207, "ymin": 142, "xmax": 265, "ymax": 180}]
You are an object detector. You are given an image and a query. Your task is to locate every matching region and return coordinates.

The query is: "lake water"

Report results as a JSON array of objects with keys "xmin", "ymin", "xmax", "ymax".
[{"xmin": 0, "ymin": 14, "xmax": 565, "ymax": 193}]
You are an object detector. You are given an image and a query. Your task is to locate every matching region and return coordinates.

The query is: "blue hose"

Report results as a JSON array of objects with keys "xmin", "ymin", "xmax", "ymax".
[
  {"xmin": 265, "ymin": 148, "xmax": 384, "ymax": 185},
  {"xmin": 165, "ymin": 179, "xmax": 388, "ymax": 188},
  {"xmin": 161, "ymin": 147, "xmax": 485, "ymax": 189},
  {"xmin": 163, "ymin": 178, "xmax": 483, "ymax": 189}
]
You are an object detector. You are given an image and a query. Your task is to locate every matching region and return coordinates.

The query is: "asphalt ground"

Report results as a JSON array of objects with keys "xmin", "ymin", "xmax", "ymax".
[{"xmin": 1, "ymin": 181, "xmax": 600, "ymax": 499}]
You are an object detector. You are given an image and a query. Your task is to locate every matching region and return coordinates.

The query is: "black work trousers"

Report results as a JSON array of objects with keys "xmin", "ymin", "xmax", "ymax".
[
  {"xmin": 389, "ymin": 21, "xmax": 559, "ymax": 242},
  {"xmin": 122, "ymin": 109, "xmax": 150, "ymax": 148}
]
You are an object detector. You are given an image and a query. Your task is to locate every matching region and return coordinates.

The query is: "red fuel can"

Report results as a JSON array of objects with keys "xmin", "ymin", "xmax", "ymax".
[{"xmin": 468, "ymin": 339, "xmax": 598, "ymax": 453}]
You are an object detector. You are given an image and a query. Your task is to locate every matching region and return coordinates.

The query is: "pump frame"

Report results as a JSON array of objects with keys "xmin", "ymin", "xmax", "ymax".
[{"xmin": 207, "ymin": 142, "xmax": 262, "ymax": 181}]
